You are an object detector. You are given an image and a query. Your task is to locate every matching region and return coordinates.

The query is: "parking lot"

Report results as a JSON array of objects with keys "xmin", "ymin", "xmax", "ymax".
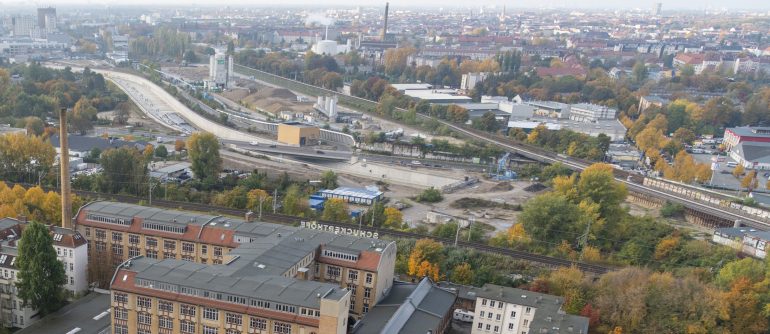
[{"xmin": 691, "ymin": 152, "xmax": 749, "ymax": 192}]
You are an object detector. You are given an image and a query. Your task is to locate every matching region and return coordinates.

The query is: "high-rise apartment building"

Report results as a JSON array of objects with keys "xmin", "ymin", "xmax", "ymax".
[{"xmin": 37, "ymin": 7, "xmax": 57, "ymax": 32}]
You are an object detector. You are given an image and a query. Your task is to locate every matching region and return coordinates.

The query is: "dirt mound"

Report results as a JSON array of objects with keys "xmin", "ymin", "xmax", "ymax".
[
  {"xmin": 253, "ymin": 87, "xmax": 297, "ymax": 100},
  {"xmin": 490, "ymin": 182, "xmax": 513, "ymax": 192},
  {"xmin": 523, "ymin": 183, "xmax": 547, "ymax": 193}
]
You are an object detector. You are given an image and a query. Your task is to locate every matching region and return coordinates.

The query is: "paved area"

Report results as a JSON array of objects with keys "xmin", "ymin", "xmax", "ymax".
[{"xmin": 18, "ymin": 292, "xmax": 110, "ymax": 334}]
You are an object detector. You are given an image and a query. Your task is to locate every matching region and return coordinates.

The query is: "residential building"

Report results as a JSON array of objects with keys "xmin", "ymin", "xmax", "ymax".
[
  {"xmin": 0, "ymin": 217, "xmax": 88, "ymax": 329},
  {"xmin": 461, "ymin": 72, "xmax": 489, "ymax": 91},
  {"xmin": 110, "ymin": 257, "xmax": 350, "ymax": 334},
  {"xmin": 471, "ymin": 284, "xmax": 589, "ymax": 334},
  {"xmin": 75, "ymin": 201, "xmax": 396, "ymax": 318},
  {"xmin": 352, "ymin": 277, "xmax": 457, "ymax": 334}
]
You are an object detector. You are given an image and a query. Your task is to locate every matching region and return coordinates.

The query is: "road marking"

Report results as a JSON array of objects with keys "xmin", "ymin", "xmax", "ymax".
[
  {"xmin": 65, "ymin": 328, "xmax": 81, "ymax": 334},
  {"xmin": 93, "ymin": 309, "xmax": 110, "ymax": 320}
]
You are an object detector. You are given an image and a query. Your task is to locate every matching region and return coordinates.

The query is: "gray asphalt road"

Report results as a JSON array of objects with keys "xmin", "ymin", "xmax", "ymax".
[{"xmin": 18, "ymin": 292, "xmax": 110, "ymax": 334}]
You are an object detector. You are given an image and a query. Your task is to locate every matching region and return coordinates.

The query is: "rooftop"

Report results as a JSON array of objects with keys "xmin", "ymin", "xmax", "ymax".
[
  {"xmin": 319, "ymin": 187, "xmax": 383, "ymax": 201},
  {"xmin": 354, "ymin": 278, "xmax": 456, "ymax": 334},
  {"xmin": 727, "ymin": 127, "xmax": 770, "ymax": 138}
]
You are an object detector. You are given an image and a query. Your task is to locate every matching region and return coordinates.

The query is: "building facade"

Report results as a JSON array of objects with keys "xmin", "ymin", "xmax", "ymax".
[
  {"xmin": 471, "ymin": 284, "xmax": 589, "ymax": 334},
  {"xmin": 74, "ymin": 201, "xmax": 396, "ymax": 318},
  {"xmin": 110, "ymin": 257, "xmax": 350, "ymax": 334},
  {"xmin": 0, "ymin": 217, "xmax": 88, "ymax": 329}
]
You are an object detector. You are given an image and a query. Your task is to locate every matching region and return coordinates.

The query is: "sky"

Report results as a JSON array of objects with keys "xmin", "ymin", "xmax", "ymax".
[{"xmin": 1, "ymin": 0, "xmax": 769, "ymax": 10}]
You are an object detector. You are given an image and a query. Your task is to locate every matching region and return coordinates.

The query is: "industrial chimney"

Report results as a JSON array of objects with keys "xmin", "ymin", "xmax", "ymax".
[
  {"xmin": 59, "ymin": 108, "xmax": 72, "ymax": 228},
  {"xmin": 381, "ymin": 2, "xmax": 389, "ymax": 41}
]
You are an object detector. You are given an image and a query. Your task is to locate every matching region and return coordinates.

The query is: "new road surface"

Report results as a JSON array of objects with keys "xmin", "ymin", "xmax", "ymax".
[{"xmin": 17, "ymin": 292, "xmax": 110, "ymax": 334}]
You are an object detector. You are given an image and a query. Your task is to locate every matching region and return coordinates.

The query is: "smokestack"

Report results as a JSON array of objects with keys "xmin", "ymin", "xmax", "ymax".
[
  {"xmin": 59, "ymin": 108, "xmax": 72, "ymax": 229},
  {"xmin": 382, "ymin": 2, "xmax": 389, "ymax": 41}
]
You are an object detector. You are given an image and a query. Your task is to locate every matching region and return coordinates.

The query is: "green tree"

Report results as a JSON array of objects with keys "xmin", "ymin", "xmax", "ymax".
[
  {"xmin": 416, "ymin": 187, "xmax": 443, "ymax": 203},
  {"xmin": 520, "ymin": 192, "xmax": 585, "ymax": 245},
  {"xmin": 282, "ymin": 184, "xmax": 308, "ymax": 217},
  {"xmin": 187, "ymin": 132, "xmax": 222, "ymax": 182},
  {"xmin": 322, "ymin": 198, "xmax": 349, "ymax": 222},
  {"xmin": 97, "ymin": 147, "xmax": 148, "ymax": 195},
  {"xmin": 155, "ymin": 145, "xmax": 168, "ymax": 158},
  {"xmin": 320, "ymin": 170, "xmax": 338, "ymax": 189},
  {"xmin": 473, "ymin": 111, "xmax": 500, "ymax": 132},
  {"xmin": 576, "ymin": 163, "xmax": 627, "ymax": 219},
  {"xmin": 16, "ymin": 221, "xmax": 67, "ymax": 315},
  {"xmin": 70, "ymin": 97, "xmax": 97, "ymax": 135}
]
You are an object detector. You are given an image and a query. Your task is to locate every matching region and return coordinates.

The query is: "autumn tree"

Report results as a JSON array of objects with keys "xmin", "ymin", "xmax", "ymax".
[
  {"xmin": 451, "ymin": 263, "xmax": 474, "ymax": 285},
  {"xmin": 281, "ymin": 184, "xmax": 308, "ymax": 217},
  {"xmin": 0, "ymin": 133, "xmax": 55, "ymax": 184},
  {"xmin": 70, "ymin": 97, "xmax": 97, "ymax": 135},
  {"xmin": 16, "ymin": 221, "xmax": 67, "ymax": 315},
  {"xmin": 383, "ymin": 207, "xmax": 404, "ymax": 229},
  {"xmin": 322, "ymin": 198, "xmax": 349, "ymax": 222},
  {"xmin": 733, "ymin": 164, "xmax": 745, "ymax": 178},
  {"xmin": 320, "ymin": 170, "xmax": 338, "ymax": 189},
  {"xmin": 576, "ymin": 163, "xmax": 627, "ymax": 219},
  {"xmin": 246, "ymin": 189, "xmax": 272, "ymax": 216},
  {"xmin": 174, "ymin": 139, "xmax": 186, "ymax": 152},
  {"xmin": 187, "ymin": 132, "xmax": 222, "ymax": 182},
  {"xmin": 741, "ymin": 171, "xmax": 759, "ymax": 193}
]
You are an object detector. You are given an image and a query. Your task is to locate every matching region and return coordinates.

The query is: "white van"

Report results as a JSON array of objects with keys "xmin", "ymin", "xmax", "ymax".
[
  {"xmin": 453, "ymin": 309, "xmax": 474, "ymax": 323},
  {"xmin": 727, "ymin": 162, "xmax": 738, "ymax": 167}
]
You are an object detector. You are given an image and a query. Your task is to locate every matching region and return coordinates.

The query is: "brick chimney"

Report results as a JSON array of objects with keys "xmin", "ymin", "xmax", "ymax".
[{"xmin": 59, "ymin": 108, "xmax": 72, "ymax": 229}]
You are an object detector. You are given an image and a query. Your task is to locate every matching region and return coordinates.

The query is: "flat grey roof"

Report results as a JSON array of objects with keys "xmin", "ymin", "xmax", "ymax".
[{"xmin": 127, "ymin": 257, "xmax": 348, "ymax": 308}]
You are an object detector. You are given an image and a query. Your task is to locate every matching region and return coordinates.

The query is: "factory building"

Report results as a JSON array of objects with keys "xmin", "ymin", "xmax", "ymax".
[{"xmin": 277, "ymin": 122, "xmax": 321, "ymax": 146}]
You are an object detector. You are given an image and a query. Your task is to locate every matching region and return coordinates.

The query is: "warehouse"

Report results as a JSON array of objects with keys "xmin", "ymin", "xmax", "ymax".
[
  {"xmin": 318, "ymin": 187, "xmax": 384, "ymax": 205},
  {"xmin": 277, "ymin": 121, "xmax": 320, "ymax": 146}
]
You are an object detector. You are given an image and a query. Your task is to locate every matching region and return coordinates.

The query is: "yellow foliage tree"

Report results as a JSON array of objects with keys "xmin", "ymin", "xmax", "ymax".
[
  {"xmin": 654, "ymin": 236, "xmax": 680, "ymax": 260},
  {"xmin": 407, "ymin": 249, "xmax": 423, "ymax": 276},
  {"xmin": 581, "ymin": 245, "xmax": 602, "ymax": 262},
  {"xmin": 733, "ymin": 165, "xmax": 745, "ymax": 178},
  {"xmin": 383, "ymin": 207, "xmax": 403, "ymax": 229},
  {"xmin": 741, "ymin": 171, "xmax": 759, "ymax": 192},
  {"xmin": 451, "ymin": 263, "xmax": 474, "ymax": 285},
  {"xmin": 246, "ymin": 189, "xmax": 272, "ymax": 214},
  {"xmin": 506, "ymin": 224, "xmax": 530, "ymax": 244}
]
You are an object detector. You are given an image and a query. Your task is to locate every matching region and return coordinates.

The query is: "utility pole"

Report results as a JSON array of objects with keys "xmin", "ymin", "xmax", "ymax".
[
  {"xmin": 370, "ymin": 199, "xmax": 377, "ymax": 227},
  {"xmin": 467, "ymin": 216, "xmax": 475, "ymax": 242},
  {"xmin": 258, "ymin": 195, "xmax": 264, "ymax": 220},
  {"xmin": 272, "ymin": 188, "xmax": 278, "ymax": 213},
  {"xmin": 454, "ymin": 220, "xmax": 461, "ymax": 247},
  {"xmin": 149, "ymin": 181, "xmax": 159, "ymax": 206},
  {"xmin": 578, "ymin": 218, "xmax": 593, "ymax": 261}
]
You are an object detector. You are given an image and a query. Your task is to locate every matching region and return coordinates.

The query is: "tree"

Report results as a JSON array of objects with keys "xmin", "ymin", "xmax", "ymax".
[
  {"xmin": 187, "ymin": 132, "xmax": 222, "ymax": 182},
  {"xmin": 174, "ymin": 139, "xmax": 186, "ymax": 152},
  {"xmin": 97, "ymin": 147, "xmax": 147, "ymax": 195},
  {"xmin": 416, "ymin": 187, "xmax": 443, "ymax": 203},
  {"xmin": 20, "ymin": 116, "xmax": 45, "ymax": 136},
  {"xmin": 246, "ymin": 189, "xmax": 272, "ymax": 215},
  {"xmin": 16, "ymin": 221, "xmax": 67, "ymax": 315},
  {"xmin": 741, "ymin": 171, "xmax": 759, "ymax": 193},
  {"xmin": 632, "ymin": 62, "xmax": 648, "ymax": 83},
  {"xmin": 143, "ymin": 144, "xmax": 154, "ymax": 162},
  {"xmin": 183, "ymin": 50, "xmax": 198, "ymax": 63},
  {"xmin": 113, "ymin": 102, "xmax": 130, "ymax": 125},
  {"xmin": 451, "ymin": 263, "xmax": 474, "ymax": 285},
  {"xmin": 322, "ymin": 198, "xmax": 349, "ymax": 222},
  {"xmin": 320, "ymin": 170, "xmax": 338, "ymax": 189},
  {"xmin": 282, "ymin": 184, "xmax": 308, "ymax": 217},
  {"xmin": 733, "ymin": 164, "xmax": 745, "ymax": 179},
  {"xmin": 155, "ymin": 145, "xmax": 168, "ymax": 158},
  {"xmin": 520, "ymin": 193, "xmax": 585, "ymax": 246},
  {"xmin": 0, "ymin": 133, "xmax": 55, "ymax": 184},
  {"xmin": 70, "ymin": 97, "xmax": 97, "ymax": 135},
  {"xmin": 576, "ymin": 163, "xmax": 627, "ymax": 219},
  {"xmin": 473, "ymin": 112, "xmax": 500, "ymax": 132},
  {"xmin": 383, "ymin": 207, "xmax": 404, "ymax": 228}
]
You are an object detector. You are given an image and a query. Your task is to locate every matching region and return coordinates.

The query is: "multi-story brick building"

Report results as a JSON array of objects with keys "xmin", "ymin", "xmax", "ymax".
[
  {"xmin": 74, "ymin": 201, "xmax": 396, "ymax": 318},
  {"xmin": 0, "ymin": 217, "xmax": 88, "ymax": 328},
  {"xmin": 110, "ymin": 257, "xmax": 350, "ymax": 334}
]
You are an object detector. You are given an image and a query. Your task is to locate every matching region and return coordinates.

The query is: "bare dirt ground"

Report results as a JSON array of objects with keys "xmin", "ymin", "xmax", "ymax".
[
  {"xmin": 163, "ymin": 65, "xmax": 210, "ymax": 82},
  {"xmin": 221, "ymin": 83, "xmax": 315, "ymax": 116}
]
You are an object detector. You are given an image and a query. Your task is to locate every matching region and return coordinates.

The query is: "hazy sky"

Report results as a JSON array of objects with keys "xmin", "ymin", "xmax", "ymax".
[{"xmin": 1, "ymin": 0, "xmax": 769, "ymax": 10}]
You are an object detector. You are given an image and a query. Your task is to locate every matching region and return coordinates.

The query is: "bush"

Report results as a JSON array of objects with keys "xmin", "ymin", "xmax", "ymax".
[
  {"xmin": 660, "ymin": 202, "xmax": 685, "ymax": 218},
  {"xmin": 415, "ymin": 187, "xmax": 443, "ymax": 203}
]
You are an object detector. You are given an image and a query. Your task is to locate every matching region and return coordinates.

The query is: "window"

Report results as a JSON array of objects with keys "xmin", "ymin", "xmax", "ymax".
[
  {"xmin": 274, "ymin": 321, "xmax": 291, "ymax": 334},
  {"xmin": 494, "ymin": 326, "xmax": 499, "ymax": 332},
  {"xmin": 509, "ymin": 323, "xmax": 515, "ymax": 330},
  {"xmin": 85, "ymin": 227, "xmax": 91, "ymax": 237},
  {"xmin": 113, "ymin": 292, "xmax": 128, "ymax": 303},
  {"xmin": 364, "ymin": 287, "xmax": 371, "ymax": 298},
  {"xmin": 129, "ymin": 247, "xmax": 141, "ymax": 257},
  {"xmin": 159, "ymin": 301, "xmax": 173, "ymax": 313},
  {"xmin": 164, "ymin": 240, "xmax": 176, "ymax": 250},
  {"xmin": 350, "ymin": 299, "xmax": 355, "ymax": 310},
  {"xmin": 114, "ymin": 308, "xmax": 127, "ymax": 320},
  {"xmin": 69, "ymin": 249, "xmax": 73, "ymax": 258},
  {"xmin": 249, "ymin": 317, "xmax": 267, "ymax": 330},
  {"xmin": 487, "ymin": 312, "xmax": 492, "ymax": 319},
  {"xmin": 477, "ymin": 323, "xmax": 483, "ymax": 329},
  {"xmin": 159, "ymin": 317, "xmax": 173, "ymax": 329},
  {"xmin": 226, "ymin": 313, "xmax": 242, "ymax": 326},
  {"xmin": 348, "ymin": 270, "xmax": 358, "ymax": 281},
  {"xmin": 214, "ymin": 247, "xmax": 222, "ymax": 257},
  {"xmin": 112, "ymin": 232, "xmax": 123, "ymax": 243},
  {"xmin": 203, "ymin": 307, "xmax": 219, "ymax": 321},
  {"xmin": 498, "ymin": 302, "xmax": 503, "ymax": 309},
  {"xmin": 486, "ymin": 324, "xmax": 491, "ymax": 330},
  {"xmin": 525, "ymin": 307, "xmax": 531, "ymax": 314},
  {"xmin": 114, "ymin": 325, "xmax": 128, "ymax": 334},
  {"xmin": 480, "ymin": 311, "xmax": 485, "ymax": 317},
  {"xmin": 348, "ymin": 284, "xmax": 357, "ymax": 296},
  {"xmin": 523, "ymin": 319, "xmax": 529, "ymax": 326},
  {"xmin": 182, "ymin": 242, "xmax": 195, "ymax": 253},
  {"xmin": 181, "ymin": 304, "xmax": 196, "ymax": 317},
  {"xmin": 226, "ymin": 329, "xmax": 240, "ymax": 334},
  {"xmin": 482, "ymin": 299, "xmax": 487, "ymax": 306},
  {"xmin": 95, "ymin": 229, "xmax": 106, "ymax": 239},
  {"xmin": 180, "ymin": 321, "xmax": 195, "ymax": 334},
  {"xmin": 129, "ymin": 234, "xmax": 140, "ymax": 244},
  {"xmin": 112, "ymin": 244, "xmax": 124, "ymax": 256},
  {"xmin": 363, "ymin": 303, "xmax": 369, "ymax": 313},
  {"xmin": 203, "ymin": 326, "xmax": 218, "ymax": 334},
  {"xmin": 70, "ymin": 276, "xmax": 74, "ymax": 285},
  {"xmin": 510, "ymin": 311, "xmax": 516, "ymax": 318},
  {"xmin": 496, "ymin": 314, "xmax": 501, "ymax": 321},
  {"xmin": 95, "ymin": 241, "xmax": 106, "ymax": 252},
  {"xmin": 146, "ymin": 238, "xmax": 157, "ymax": 248},
  {"xmin": 143, "ymin": 222, "xmax": 187, "ymax": 234},
  {"xmin": 201, "ymin": 245, "xmax": 207, "ymax": 254},
  {"xmin": 365, "ymin": 273, "xmax": 373, "ymax": 284},
  {"xmin": 326, "ymin": 266, "xmax": 340, "ymax": 278},
  {"xmin": 137, "ymin": 296, "xmax": 152, "ymax": 309},
  {"xmin": 490, "ymin": 301, "xmax": 495, "ymax": 308},
  {"xmin": 137, "ymin": 312, "xmax": 152, "ymax": 325},
  {"xmin": 69, "ymin": 263, "xmax": 73, "ymax": 271},
  {"xmin": 146, "ymin": 250, "xmax": 158, "ymax": 259}
]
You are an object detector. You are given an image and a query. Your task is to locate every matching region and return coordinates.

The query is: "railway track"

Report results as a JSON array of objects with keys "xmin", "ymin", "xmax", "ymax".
[{"xmin": 69, "ymin": 189, "xmax": 613, "ymax": 275}]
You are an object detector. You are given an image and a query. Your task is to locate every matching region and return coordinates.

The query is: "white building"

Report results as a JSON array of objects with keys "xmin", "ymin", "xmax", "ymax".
[
  {"xmin": 471, "ymin": 284, "xmax": 589, "ymax": 334},
  {"xmin": 11, "ymin": 16, "xmax": 35, "ymax": 37},
  {"xmin": 208, "ymin": 51, "xmax": 233, "ymax": 90},
  {"xmin": 461, "ymin": 72, "xmax": 489, "ymax": 91},
  {"xmin": 569, "ymin": 103, "xmax": 617, "ymax": 122},
  {"xmin": 0, "ymin": 217, "xmax": 88, "ymax": 328}
]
